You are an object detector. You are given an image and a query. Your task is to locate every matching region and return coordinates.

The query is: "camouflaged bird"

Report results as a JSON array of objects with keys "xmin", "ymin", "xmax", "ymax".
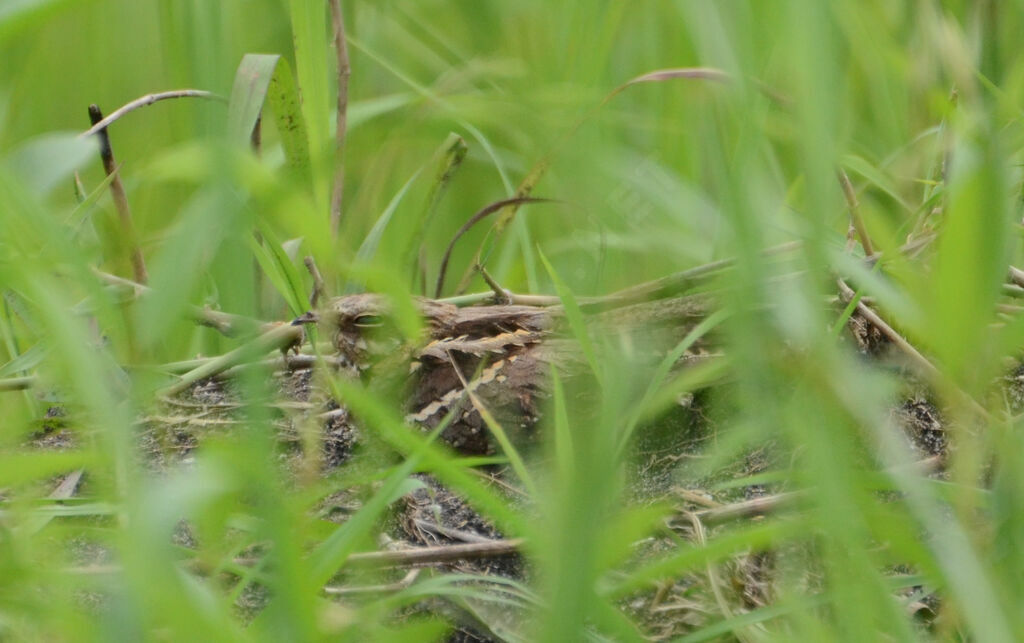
[{"xmin": 318, "ymin": 293, "xmax": 714, "ymax": 454}]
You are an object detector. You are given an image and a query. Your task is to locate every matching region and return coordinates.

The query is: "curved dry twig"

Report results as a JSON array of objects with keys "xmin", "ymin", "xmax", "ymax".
[
  {"xmin": 606, "ymin": 67, "xmax": 732, "ymax": 101},
  {"xmin": 453, "ymin": 67, "xmax": 785, "ymax": 294},
  {"xmin": 434, "ymin": 196, "xmax": 555, "ymax": 298},
  {"xmin": 79, "ymin": 90, "xmax": 224, "ymax": 139}
]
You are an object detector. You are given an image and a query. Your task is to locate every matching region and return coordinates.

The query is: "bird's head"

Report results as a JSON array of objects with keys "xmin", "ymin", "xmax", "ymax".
[{"xmin": 316, "ymin": 293, "xmax": 396, "ymax": 368}]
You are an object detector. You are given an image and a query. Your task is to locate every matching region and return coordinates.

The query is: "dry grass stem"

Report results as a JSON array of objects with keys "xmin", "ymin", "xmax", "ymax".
[
  {"xmin": 88, "ymin": 104, "xmax": 148, "ymax": 284},
  {"xmin": 329, "ymin": 0, "xmax": 351, "ymax": 236}
]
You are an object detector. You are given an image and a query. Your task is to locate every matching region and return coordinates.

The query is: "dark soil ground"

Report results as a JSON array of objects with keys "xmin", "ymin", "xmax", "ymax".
[{"xmin": 19, "ymin": 306, "xmax": 981, "ymax": 641}]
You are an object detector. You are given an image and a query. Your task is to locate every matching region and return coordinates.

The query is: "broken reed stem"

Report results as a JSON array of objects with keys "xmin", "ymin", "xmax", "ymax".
[
  {"xmin": 685, "ymin": 459, "xmax": 944, "ymax": 526},
  {"xmin": 324, "ymin": 570, "xmax": 421, "ymax": 596},
  {"xmin": 412, "ymin": 519, "xmax": 496, "ymax": 544},
  {"xmin": 159, "ymin": 323, "xmax": 306, "ymax": 397},
  {"xmin": 92, "ymin": 269, "xmax": 264, "ymax": 337},
  {"xmin": 437, "ymin": 244, "xmax": 796, "ymax": 308},
  {"xmin": 329, "ymin": 0, "xmax": 351, "ymax": 237},
  {"xmin": 92, "ymin": 268, "xmax": 148, "ymax": 297},
  {"xmin": 439, "ymin": 291, "xmax": 564, "ymax": 307},
  {"xmin": 606, "ymin": 240, "xmax": 804, "ymax": 302},
  {"xmin": 693, "ymin": 492, "xmax": 802, "ymax": 526},
  {"xmin": 79, "ymin": 90, "xmax": 223, "ymax": 139},
  {"xmin": 87, "ymin": 105, "xmax": 149, "ymax": 285},
  {"xmin": 68, "ymin": 538, "xmax": 525, "ymax": 578},
  {"xmin": 1004, "ymin": 284, "xmax": 1024, "ymax": 299},
  {"xmin": 836, "ymin": 279, "xmax": 989, "ymax": 419},
  {"xmin": 315, "ymin": 538, "xmax": 527, "ymax": 568},
  {"xmin": 836, "ymin": 279, "xmax": 937, "ymax": 377},
  {"xmin": 441, "ymin": 220, "xmax": 926, "ymax": 309},
  {"xmin": 837, "ymin": 168, "xmax": 874, "ymax": 256},
  {"xmin": 0, "ymin": 376, "xmax": 36, "ymax": 392},
  {"xmin": 673, "ymin": 488, "xmax": 722, "ymax": 508},
  {"xmin": 304, "ymin": 256, "xmax": 327, "ymax": 308},
  {"xmin": 1009, "ymin": 266, "xmax": 1024, "ymax": 290},
  {"xmin": 154, "ymin": 352, "xmax": 342, "ymax": 376},
  {"xmin": 477, "ymin": 265, "xmax": 511, "ymax": 305},
  {"xmin": 427, "ymin": 231, "xmax": 934, "ymax": 308},
  {"xmin": 50, "ymin": 470, "xmax": 84, "ymax": 499}
]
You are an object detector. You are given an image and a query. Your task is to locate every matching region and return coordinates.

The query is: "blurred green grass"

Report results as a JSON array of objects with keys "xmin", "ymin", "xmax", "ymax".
[{"xmin": 2, "ymin": 0, "xmax": 1024, "ymax": 640}]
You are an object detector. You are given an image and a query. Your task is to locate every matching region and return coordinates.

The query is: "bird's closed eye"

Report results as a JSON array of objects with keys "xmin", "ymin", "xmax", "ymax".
[{"xmin": 354, "ymin": 314, "xmax": 384, "ymax": 328}]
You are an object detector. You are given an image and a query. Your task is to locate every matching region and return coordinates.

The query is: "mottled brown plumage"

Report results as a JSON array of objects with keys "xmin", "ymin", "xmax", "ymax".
[{"xmin": 320, "ymin": 293, "xmax": 713, "ymax": 453}]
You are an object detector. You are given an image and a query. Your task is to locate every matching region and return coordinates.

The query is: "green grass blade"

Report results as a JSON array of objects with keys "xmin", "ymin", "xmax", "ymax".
[
  {"xmin": 227, "ymin": 53, "xmax": 281, "ymax": 144},
  {"xmin": 250, "ymin": 224, "xmax": 309, "ymax": 316},
  {"xmin": 538, "ymin": 249, "xmax": 602, "ymax": 388},
  {"xmin": 228, "ymin": 53, "xmax": 313, "ymax": 191},
  {"xmin": 288, "ymin": 0, "xmax": 330, "ymax": 214}
]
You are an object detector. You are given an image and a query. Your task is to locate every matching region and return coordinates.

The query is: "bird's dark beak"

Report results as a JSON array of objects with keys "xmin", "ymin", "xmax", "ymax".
[{"xmin": 291, "ymin": 311, "xmax": 320, "ymax": 325}]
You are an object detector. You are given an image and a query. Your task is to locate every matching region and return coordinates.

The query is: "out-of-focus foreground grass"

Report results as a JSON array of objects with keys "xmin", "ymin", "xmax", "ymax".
[{"xmin": 2, "ymin": 1, "xmax": 1024, "ymax": 640}]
